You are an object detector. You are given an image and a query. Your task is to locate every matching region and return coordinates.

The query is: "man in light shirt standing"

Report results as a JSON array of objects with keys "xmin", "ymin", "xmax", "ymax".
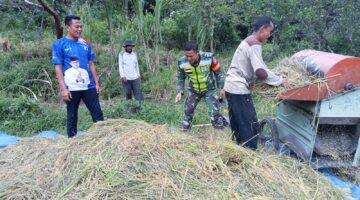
[
  {"xmin": 119, "ymin": 39, "xmax": 144, "ymax": 105},
  {"xmin": 224, "ymin": 16, "xmax": 290, "ymax": 149}
]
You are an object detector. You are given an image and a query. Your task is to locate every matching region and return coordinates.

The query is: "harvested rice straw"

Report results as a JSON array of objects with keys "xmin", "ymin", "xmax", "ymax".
[
  {"xmin": 0, "ymin": 119, "xmax": 342, "ymax": 199},
  {"xmin": 252, "ymin": 58, "xmax": 325, "ymax": 99}
]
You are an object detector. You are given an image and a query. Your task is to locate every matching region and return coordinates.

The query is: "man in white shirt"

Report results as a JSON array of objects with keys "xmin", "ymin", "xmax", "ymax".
[
  {"xmin": 224, "ymin": 16, "xmax": 290, "ymax": 149},
  {"xmin": 119, "ymin": 39, "xmax": 144, "ymax": 103}
]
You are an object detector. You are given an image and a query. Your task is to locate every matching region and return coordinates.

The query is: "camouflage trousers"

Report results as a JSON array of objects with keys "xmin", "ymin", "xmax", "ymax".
[{"xmin": 182, "ymin": 89, "xmax": 224, "ymax": 130}]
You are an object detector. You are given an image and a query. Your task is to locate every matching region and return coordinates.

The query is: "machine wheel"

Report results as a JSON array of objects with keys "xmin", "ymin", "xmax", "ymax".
[{"xmin": 258, "ymin": 117, "xmax": 280, "ymax": 150}]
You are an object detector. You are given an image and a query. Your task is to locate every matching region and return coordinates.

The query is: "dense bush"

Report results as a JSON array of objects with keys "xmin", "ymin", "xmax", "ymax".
[
  {"xmin": 0, "ymin": 40, "xmax": 57, "ymax": 101},
  {"xmin": 1, "ymin": 0, "xmax": 360, "ymax": 137},
  {"xmin": 0, "ymin": 95, "xmax": 67, "ymax": 136},
  {"xmin": 2, "ymin": 0, "xmax": 360, "ymax": 55}
]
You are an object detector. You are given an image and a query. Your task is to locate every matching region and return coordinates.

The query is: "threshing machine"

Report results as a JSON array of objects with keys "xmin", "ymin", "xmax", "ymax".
[{"xmin": 259, "ymin": 50, "xmax": 360, "ymax": 169}]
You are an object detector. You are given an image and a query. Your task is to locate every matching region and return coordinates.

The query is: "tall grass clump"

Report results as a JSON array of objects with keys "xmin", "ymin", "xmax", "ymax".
[
  {"xmin": 0, "ymin": 96, "xmax": 62, "ymax": 136},
  {"xmin": 0, "ymin": 39, "xmax": 57, "ymax": 101},
  {"xmin": 0, "ymin": 95, "xmax": 96, "ymax": 137},
  {"xmin": 105, "ymin": 99, "xmax": 211, "ymax": 128},
  {"xmin": 142, "ymin": 66, "xmax": 177, "ymax": 101}
]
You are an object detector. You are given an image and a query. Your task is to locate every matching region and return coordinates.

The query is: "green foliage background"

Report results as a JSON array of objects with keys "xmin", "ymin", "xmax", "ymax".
[{"xmin": 1, "ymin": 0, "xmax": 360, "ymax": 136}]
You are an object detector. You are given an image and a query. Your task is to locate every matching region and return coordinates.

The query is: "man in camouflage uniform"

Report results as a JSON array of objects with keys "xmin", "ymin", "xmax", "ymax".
[{"xmin": 175, "ymin": 41, "xmax": 225, "ymax": 130}]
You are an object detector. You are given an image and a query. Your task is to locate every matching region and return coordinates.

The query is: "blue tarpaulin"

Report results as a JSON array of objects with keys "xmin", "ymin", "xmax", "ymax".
[
  {"xmin": 36, "ymin": 130, "xmax": 86, "ymax": 138},
  {"xmin": 276, "ymin": 143, "xmax": 360, "ymax": 199},
  {"xmin": 320, "ymin": 169, "xmax": 360, "ymax": 200},
  {"xmin": 0, "ymin": 131, "xmax": 20, "ymax": 148},
  {"xmin": 0, "ymin": 130, "xmax": 85, "ymax": 149},
  {"xmin": 36, "ymin": 130, "xmax": 60, "ymax": 139},
  {"xmin": 0, "ymin": 130, "xmax": 61, "ymax": 149},
  {"xmin": 77, "ymin": 131, "xmax": 86, "ymax": 136}
]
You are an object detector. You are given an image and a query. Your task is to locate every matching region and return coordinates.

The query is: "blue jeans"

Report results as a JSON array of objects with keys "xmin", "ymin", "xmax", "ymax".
[
  {"xmin": 225, "ymin": 92, "xmax": 259, "ymax": 149},
  {"xmin": 66, "ymin": 88, "xmax": 104, "ymax": 137}
]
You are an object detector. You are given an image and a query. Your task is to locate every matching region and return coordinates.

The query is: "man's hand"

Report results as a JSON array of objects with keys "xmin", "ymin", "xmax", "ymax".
[
  {"xmin": 219, "ymin": 89, "xmax": 225, "ymax": 99},
  {"xmin": 61, "ymin": 89, "xmax": 72, "ymax": 102},
  {"xmin": 282, "ymin": 75, "xmax": 291, "ymax": 90},
  {"xmin": 121, "ymin": 77, "xmax": 127, "ymax": 82},
  {"xmin": 96, "ymin": 84, "xmax": 102, "ymax": 95},
  {"xmin": 175, "ymin": 92, "xmax": 182, "ymax": 103}
]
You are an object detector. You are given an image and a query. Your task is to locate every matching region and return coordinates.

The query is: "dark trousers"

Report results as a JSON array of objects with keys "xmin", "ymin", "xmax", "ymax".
[
  {"xmin": 225, "ymin": 92, "xmax": 259, "ymax": 149},
  {"xmin": 66, "ymin": 88, "xmax": 104, "ymax": 138},
  {"xmin": 122, "ymin": 78, "xmax": 144, "ymax": 101},
  {"xmin": 183, "ymin": 89, "xmax": 223, "ymax": 130}
]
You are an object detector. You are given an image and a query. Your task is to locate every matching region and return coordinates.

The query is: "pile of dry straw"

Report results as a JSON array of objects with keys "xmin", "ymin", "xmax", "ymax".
[
  {"xmin": 252, "ymin": 58, "xmax": 325, "ymax": 99},
  {"xmin": 0, "ymin": 119, "xmax": 342, "ymax": 199}
]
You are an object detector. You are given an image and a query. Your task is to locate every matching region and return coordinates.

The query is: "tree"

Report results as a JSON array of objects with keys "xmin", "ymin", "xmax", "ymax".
[{"xmin": 37, "ymin": 0, "xmax": 63, "ymax": 39}]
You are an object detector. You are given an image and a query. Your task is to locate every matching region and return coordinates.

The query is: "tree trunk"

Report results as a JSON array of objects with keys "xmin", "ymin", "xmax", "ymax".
[{"xmin": 37, "ymin": 0, "xmax": 63, "ymax": 39}]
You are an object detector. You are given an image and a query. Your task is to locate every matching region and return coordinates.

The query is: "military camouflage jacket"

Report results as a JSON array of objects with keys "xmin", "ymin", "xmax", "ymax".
[{"xmin": 176, "ymin": 52, "xmax": 225, "ymax": 93}]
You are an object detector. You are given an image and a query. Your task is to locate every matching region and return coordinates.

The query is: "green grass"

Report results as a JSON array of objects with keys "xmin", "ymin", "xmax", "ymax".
[
  {"xmin": 253, "ymin": 94, "xmax": 278, "ymax": 119},
  {"xmin": 0, "ymin": 95, "xmax": 226, "ymax": 136},
  {"xmin": 0, "ymin": 96, "xmax": 64, "ymax": 137},
  {"xmin": 0, "ymin": 33, "xmax": 280, "ymax": 137},
  {"xmin": 0, "ymin": 93, "xmax": 276, "ymax": 137}
]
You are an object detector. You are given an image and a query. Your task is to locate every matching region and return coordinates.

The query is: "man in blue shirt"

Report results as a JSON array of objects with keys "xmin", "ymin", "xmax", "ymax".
[{"xmin": 52, "ymin": 15, "xmax": 104, "ymax": 138}]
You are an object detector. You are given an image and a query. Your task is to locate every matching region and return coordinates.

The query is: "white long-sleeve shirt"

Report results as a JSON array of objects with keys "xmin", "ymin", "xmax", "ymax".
[
  {"xmin": 119, "ymin": 51, "xmax": 140, "ymax": 80},
  {"xmin": 224, "ymin": 35, "xmax": 283, "ymax": 94}
]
